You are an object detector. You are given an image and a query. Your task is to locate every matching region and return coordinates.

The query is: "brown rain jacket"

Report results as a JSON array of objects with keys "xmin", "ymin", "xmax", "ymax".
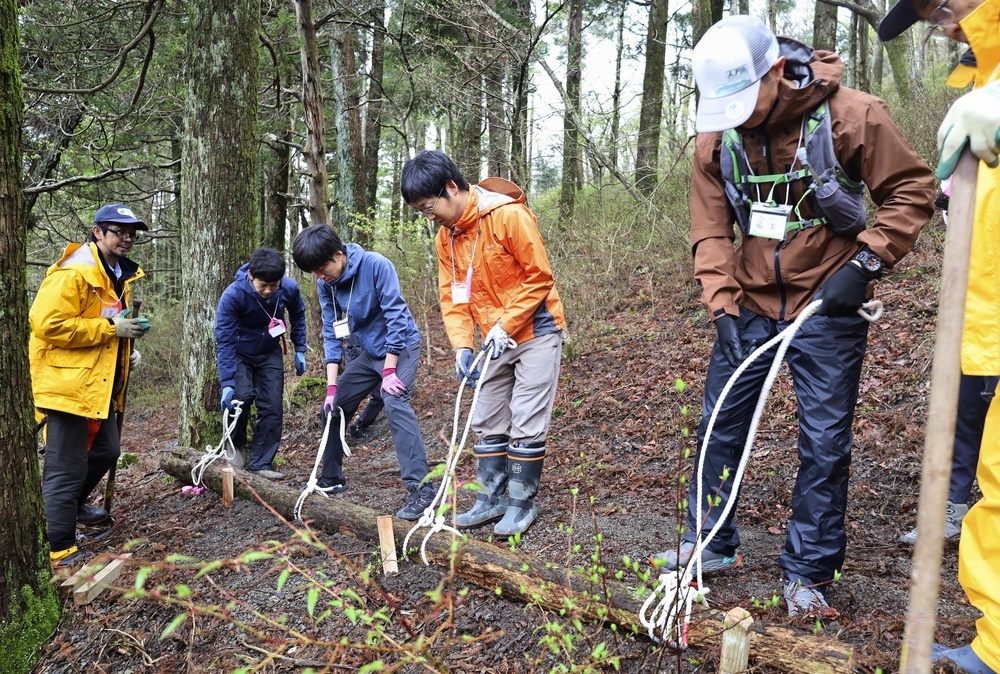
[{"xmin": 690, "ymin": 38, "xmax": 935, "ymax": 322}]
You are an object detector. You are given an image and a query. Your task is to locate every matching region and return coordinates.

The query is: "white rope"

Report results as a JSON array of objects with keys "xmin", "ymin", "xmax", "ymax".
[
  {"xmin": 191, "ymin": 400, "xmax": 244, "ymax": 487},
  {"xmin": 294, "ymin": 408, "xmax": 349, "ymax": 523},
  {"xmin": 640, "ymin": 299, "xmax": 883, "ymax": 645},
  {"xmin": 402, "ymin": 349, "xmax": 493, "ymax": 564}
]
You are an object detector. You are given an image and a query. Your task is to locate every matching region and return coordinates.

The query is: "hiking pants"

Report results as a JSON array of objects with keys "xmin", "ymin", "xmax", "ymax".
[
  {"xmin": 232, "ymin": 348, "xmax": 285, "ymax": 472},
  {"xmin": 683, "ymin": 307, "xmax": 868, "ymax": 585},
  {"xmin": 472, "ymin": 331, "xmax": 564, "ymax": 443},
  {"xmin": 951, "ymin": 374, "xmax": 999, "ymax": 503},
  {"xmin": 319, "ymin": 343, "xmax": 428, "ymax": 490},
  {"xmin": 42, "ymin": 404, "xmax": 120, "ymax": 551}
]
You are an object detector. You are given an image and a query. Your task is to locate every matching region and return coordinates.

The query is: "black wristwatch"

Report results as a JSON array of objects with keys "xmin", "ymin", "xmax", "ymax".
[{"xmin": 853, "ymin": 248, "xmax": 884, "ymax": 279}]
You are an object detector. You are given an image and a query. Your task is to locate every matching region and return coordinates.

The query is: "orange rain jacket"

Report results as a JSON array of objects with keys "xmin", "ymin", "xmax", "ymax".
[{"xmin": 435, "ymin": 178, "xmax": 565, "ymax": 350}]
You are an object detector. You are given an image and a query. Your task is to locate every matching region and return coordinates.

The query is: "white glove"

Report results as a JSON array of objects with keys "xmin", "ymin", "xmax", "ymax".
[
  {"xmin": 937, "ymin": 80, "xmax": 1000, "ymax": 179},
  {"xmin": 482, "ymin": 323, "xmax": 516, "ymax": 359},
  {"xmin": 129, "ymin": 349, "xmax": 141, "ymax": 369}
]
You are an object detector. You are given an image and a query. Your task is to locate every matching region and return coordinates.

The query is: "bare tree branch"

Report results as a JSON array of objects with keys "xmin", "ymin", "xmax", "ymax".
[
  {"xmin": 24, "ymin": 0, "xmax": 165, "ymax": 95},
  {"xmin": 24, "ymin": 160, "xmax": 179, "ymax": 195}
]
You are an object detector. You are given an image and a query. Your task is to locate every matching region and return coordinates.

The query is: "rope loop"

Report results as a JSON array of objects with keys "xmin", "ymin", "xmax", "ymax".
[
  {"xmin": 294, "ymin": 409, "xmax": 346, "ymax": 522},
  {"xmin": 402, "ymin": 349, "xmax": 491, "ymax": 564},
  {"xmin": 191, "ymin": 400, "xmax": 244, "ymax": 487},
  {"xmin": 640, "ymin": 298, "xmax": 882, "ymax": 643}
]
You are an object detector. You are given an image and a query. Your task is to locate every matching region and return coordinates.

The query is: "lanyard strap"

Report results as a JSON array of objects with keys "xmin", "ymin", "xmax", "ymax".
[
  {"xmin": 334, "ymin": 277, "xmax": 355, "ymax": 321},
  {"xmin": 450, "ymin": 223, "xmax": 481, "ymax": 285}
]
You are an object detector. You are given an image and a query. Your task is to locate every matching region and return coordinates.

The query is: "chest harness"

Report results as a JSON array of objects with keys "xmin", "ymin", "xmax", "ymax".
[{"xmin": 720, "ymin": 101, "xmax": 868, "ymax": 239}]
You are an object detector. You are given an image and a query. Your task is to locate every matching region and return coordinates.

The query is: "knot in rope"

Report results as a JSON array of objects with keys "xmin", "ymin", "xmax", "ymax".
[
  {"xmin": 191, "ymin": 400, "xmax": 244, "ymax": 487},
  {"xmin": 294, "ymin": 408, "xmax": 347, "ymax": 522}
]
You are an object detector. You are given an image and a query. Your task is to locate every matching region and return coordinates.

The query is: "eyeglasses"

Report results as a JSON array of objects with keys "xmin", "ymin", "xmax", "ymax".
[
  {"xmin": 103, "ymin": 227, "xmax": 141, "ymax": 242},
  {"xmin": 928, "ymin": 0, "xmax": 954, "ymax": 27},
  {"xmin": 413, "ymin": 189, "xmax": 445, "ymax": 218}
]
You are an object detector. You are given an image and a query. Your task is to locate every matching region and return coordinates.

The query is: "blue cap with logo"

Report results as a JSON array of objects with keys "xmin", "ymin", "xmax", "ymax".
[{"xmin": 94, "ymin": 203, "xmax": 148, "ymax": 231}]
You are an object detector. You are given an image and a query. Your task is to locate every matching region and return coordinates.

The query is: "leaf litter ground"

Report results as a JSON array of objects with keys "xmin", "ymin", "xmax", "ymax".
[{"xmin": 33, "ymin": 222, "xmax": 977, "ymax": 673}]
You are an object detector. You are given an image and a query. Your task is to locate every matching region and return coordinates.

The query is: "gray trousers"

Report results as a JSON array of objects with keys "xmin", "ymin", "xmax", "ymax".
[
  {"xmin": 321, "ymin": 342, "xmax": 429, "ymax": 490},
  {"xmin": 42, "ymin": 404, "xmax": 121, "ymax": 551},
  {"xmin": 473, "ymin": 331, "xmax": 563, "ymax": 442}
]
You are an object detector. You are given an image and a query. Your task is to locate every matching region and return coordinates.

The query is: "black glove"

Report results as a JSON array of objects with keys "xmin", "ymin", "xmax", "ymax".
[
  {"xmin": 714, "ymin": 315, "xmax": 743, "ymax": 368},
  {"xmin": 814, "ymin": 262, "xmax": 872, "ymax": 317}
]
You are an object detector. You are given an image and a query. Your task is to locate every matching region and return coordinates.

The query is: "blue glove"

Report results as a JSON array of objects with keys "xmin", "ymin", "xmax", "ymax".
[
  {"xmin": 455, "ymin": 348, "xmax": 480, "ymax": 388},
  {"xmin": 294, "ymin": 351, "xmax": 306, "ymax": 376},
  {"xmin": 221, "ymin": 386, "xmax": 235, "ymax": 412}
]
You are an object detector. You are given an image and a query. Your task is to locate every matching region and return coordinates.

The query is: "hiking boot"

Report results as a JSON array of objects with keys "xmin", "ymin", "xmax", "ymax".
[
  {"xmin": 250, "ymin": 469, "xmax": 286, "ymax": 480},
  {"xmin": 349, "ymin": 422, "xmax": 373, "ymax": 439},
  {"xmin": 313, "ymin": 476, "xmax": 347, "ymax": 494},
  {"xmin": 649, "ymin": 541, "xmax": 742, "ymax": 574},
  {"xmin": 77, "ymin": 503, "xmax": 110, "ymax": 525},
  {"xmin": 396, "ymin": 485, "xmax": 436, "ymax": 521},
  {"xmin": 899, "ymin": 500, "xmax": 968, "ymax": 545},
  {"xmin": 932, "ymin": 644, "xmax": 998, "ymax": 674},
  {"xmin": 784, "ymin": 580, "xmax": 839, "ymax": 618},
  {"xmin": 50, "ymin": 545, "xmax": 94, "ymax": 569}
]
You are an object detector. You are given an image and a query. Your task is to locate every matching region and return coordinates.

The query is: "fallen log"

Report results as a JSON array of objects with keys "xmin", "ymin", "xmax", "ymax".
[{"xmin": 162, "ymin": 449, "xmax": 854, "ymax": 673}]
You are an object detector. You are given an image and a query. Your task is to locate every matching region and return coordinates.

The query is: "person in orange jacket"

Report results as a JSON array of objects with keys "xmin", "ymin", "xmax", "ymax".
[{"xmin": 401, "ymin": 150, "xmax": 567, "ymax": 537}]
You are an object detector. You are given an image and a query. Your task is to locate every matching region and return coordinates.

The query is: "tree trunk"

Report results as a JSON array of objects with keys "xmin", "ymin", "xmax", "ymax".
[
  {"xmin": 179, "ymin": 0, "xmax": 259, "ymax": 449},
  {"xmin": 849, "ymin": 12, "xmax": 859, "ymax": 87},
  {"xmin": 559, "ymin": 0, "xmax": 583, "ymax": 221},
  {"xmin": 486, "ymin": 50, "xmax": 507, "ymax": 179},
  {"xmin": 508, "ymin": 0, "xmax": 531, "ymax": 187},
  {"xmin": 0, "ymin": 2, "xmax": 61, "ymax": 666},
  {"xmin": 263, "ymin": 124, "xmax": 291, "ymax": 252},
  {"xmin": 767, "ymin": 0, "xmax": 777, "ymax": 33},
  {"xmin": 162, "ymin": 451, "xmax": 857, "ymax": 674},
  {"xmin": 814, "ymin": 0, "xmax": 839, "ymax": 52},
  {"xmin": 294, "ymin": 0, "xmax": 330, "ymax": 226},
  {"xmin": 364, "ymin": 1, "xmax": 385, "ymax": 216},
  {"xmin": 635, "ymin": 0, "xmax": 669, "ymax": 195},
  {"xmin": 331, "ymin": 23, "xmax": 367, "ymax": 243},
  {"xmin": 857, "ymin": 14, "xmax": 870, "ymax": 93},
  {"xmin": 609, "ymin": 1, "xmax": 625, "ymax": 176}
]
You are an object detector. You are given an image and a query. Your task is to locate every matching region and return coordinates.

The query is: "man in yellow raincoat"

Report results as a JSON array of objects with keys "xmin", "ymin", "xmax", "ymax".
[
  {"xmin": 881, "ymin": 0, "xmax": 1000, "ymax": 670},
  {"xmin": 30, "ymin": 204, "xmax": 151, "ymax": 568}
]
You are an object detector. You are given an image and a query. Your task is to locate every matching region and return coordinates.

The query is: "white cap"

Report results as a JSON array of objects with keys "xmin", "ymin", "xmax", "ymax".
[{"xmin": 692, "ymin": 16, "xmax": 780, "ymax": 132}]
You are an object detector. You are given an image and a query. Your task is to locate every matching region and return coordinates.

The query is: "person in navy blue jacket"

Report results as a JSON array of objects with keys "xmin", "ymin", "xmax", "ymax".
[
  {"xmin": 215, "ymin": 247, "xmax": 307, "ymax": 480},
  {"xmin": 291, "ymin": 225, "xmax": 436, "ymax": 520}
]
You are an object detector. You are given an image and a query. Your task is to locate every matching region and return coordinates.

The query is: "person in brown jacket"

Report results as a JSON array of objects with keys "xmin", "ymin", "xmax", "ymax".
[{"xmin": 650, "ymin": 15, "xmax": 935, "ymax": 617}]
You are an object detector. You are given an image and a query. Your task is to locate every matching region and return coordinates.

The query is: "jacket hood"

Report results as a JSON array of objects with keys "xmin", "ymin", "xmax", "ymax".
[
  {"xmin": 335, "ymin": 243, "xmax": 365, "ymax": 285},
  {"xmin": 449, "ymin": 178, "xmax": 527, "ymax": 235},
  {"xmin": 761, "ymin": 38, "xmax": 843, "ymax": 127},
  {"xmin": 49, "ymin": 242, "xmax": 143, "ymax": 287},
  {"xmin": 232, "ymin": 263, "xmax": 262, "ymax": 301}
]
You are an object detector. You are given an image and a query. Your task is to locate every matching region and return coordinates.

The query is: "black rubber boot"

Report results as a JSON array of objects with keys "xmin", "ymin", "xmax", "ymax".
[
  {"xmin": 494, "ymin": 440, "xmax": 544, "ymax": 537},
  {"xmin": 77, "ymin": 503, "xmax": 110, "ymax": 525},
  {"xmin": 456, "ymin": 436, "xmax": 509, "ymax": 529}
]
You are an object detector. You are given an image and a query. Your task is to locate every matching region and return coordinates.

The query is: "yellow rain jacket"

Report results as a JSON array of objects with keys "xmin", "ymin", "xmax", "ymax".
[
  {"xmin": 435, "ymin": 178, "xmax": 566, "ymax": 350},
  {"xmin": 29, "ymin": 241, "xmax": 144, "ymax": 420},
  {"xmin": 950, "ymin": 0, "xmax": 1000, "ymax": 668}
]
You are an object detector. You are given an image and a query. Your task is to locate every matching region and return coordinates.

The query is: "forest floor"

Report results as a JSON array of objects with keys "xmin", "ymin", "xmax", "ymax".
[{"xmin": 31, "ymin": 219, "xmax": 977, "ymax": 673}]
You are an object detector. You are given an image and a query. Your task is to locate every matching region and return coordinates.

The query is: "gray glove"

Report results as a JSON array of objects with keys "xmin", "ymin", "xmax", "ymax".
[
  {"xmin": 129, "ymin": 349, "xmax": 141, "ymax": 369},
  {"xmin": 113, "ymin": 309, "xmax": 151, "ymax": 339}
]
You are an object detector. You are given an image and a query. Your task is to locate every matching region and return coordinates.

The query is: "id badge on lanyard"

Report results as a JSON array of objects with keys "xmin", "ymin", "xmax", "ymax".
[
  {"xmin": 333, "ymin": 318, "xmax": 351, "ymax": 339},
  {"xmin": 451, "ymin": 265, "xmax": 474, "ymax": 305},
  {"xmin": 100, "ymin": 298, "xmax": 124, "ymax": 319},
  {"xmin": 268, "ymin": 317, "xmax": 287, "ymax": 337},
  {"xmin": 748, "ymin": 202, "xmax": 791, "ymax": 240}
]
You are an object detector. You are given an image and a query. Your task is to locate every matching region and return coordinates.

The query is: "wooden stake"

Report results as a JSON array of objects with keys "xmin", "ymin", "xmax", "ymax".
[
  {"xmin": 221, "ymin": 466, "xmax": 234, "ymax": 507},
  {"xmin": 377, "ymin": 515, "xmax": 398, "ymax": 575},
  {"xmin": 73, "ymin": 554, "xmax": 132, "ymax": 605},
  {"xmin": 719, "ymin": 607, "xmax": 753, "ymax": 674},
  {"xmin": 901, "ymin": 149, "xmax": 979, "ymax": 673}
]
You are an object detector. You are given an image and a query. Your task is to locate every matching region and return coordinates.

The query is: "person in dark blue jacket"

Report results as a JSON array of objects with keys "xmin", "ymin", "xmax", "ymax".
[
  {"xmin": 291, "ymin": 225, "xmax": 435, "ymax": 520},
  {"xmin": 215, "ymin": 247, "xmax": 307, "ymax": 480}
]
